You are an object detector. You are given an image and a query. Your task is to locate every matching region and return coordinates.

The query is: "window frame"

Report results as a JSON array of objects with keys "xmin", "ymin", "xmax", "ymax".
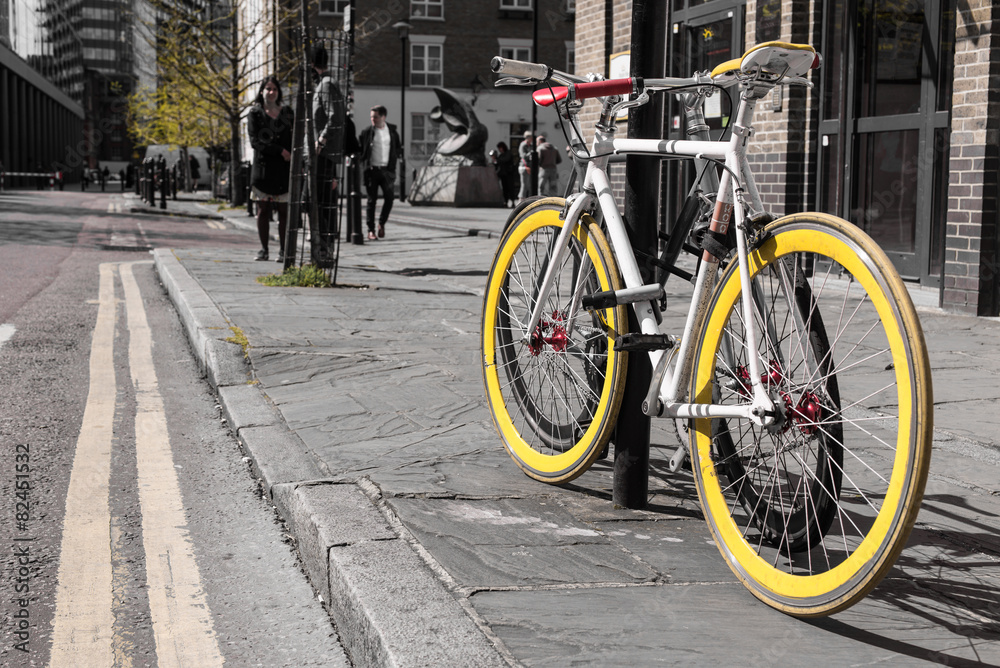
[
  {"xmin": 410, "ymin": 38, "xmax": 445, "ymax": 88},
  {"xmin": 318, "ymin": 0, "xmax": 349, "ymax": 16},
  {"xmin": 499, "ymin": 0, "xmax": 532, "ymax": 11},
  {"xmin": 410, "ymin": 112, "xmax": 444, "ymax": 162},
  {"xmin": 411, "ymin": 0, "xmax": 444, "ymax": 20},
  {"xmin": 498, "ymin": 38, "xmax": 533, "ymax": 63}
]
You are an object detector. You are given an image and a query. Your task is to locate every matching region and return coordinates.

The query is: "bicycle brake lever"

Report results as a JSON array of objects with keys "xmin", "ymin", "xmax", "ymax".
[
  {"xmin": 609, "ymin": 91, "xmax": 650, "ymax": 118},
  {"xmin": 495, "ymin": 77, "xmax": 541, "ymax": 87}
]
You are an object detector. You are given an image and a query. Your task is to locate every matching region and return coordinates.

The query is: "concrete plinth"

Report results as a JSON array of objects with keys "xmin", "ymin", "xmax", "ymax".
[{"xmin": 408, "ymin": 165, "xmax": 504, "ymax": 207}]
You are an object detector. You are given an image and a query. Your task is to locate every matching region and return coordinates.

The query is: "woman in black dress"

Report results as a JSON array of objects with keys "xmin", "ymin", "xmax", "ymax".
[{"xmin": 248, "ymin": 76, "xmax": 293, "ymax": 261}]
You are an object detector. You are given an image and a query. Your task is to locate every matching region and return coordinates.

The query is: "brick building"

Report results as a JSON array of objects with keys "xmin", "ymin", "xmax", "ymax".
[
  {"xmin": 575, "ymin": 0, "xmax": 1000, "ymax": 316},
  {"xmin": 313, "ymin": 0, "xmax": 576, "ymax": 175}
]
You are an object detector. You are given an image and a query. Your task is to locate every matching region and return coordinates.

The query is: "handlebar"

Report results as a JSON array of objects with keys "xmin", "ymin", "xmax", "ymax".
[
  {"xmin": 532, "ymin": 78, "xmax": 640, "ymax": 107},
  {"xmin": 491, "ymin": 56, "xmax": 588, "ymax": 86},
  {"xmin": 491, "ymin": 56, "xmax": 551, "ymax": 81}
]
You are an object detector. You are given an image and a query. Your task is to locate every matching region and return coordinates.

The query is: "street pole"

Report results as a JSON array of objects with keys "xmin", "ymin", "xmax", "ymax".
[
  {"xmin": 348, "ymin": 0, "xmax": 363, "ymax": 245},
  {"xmin": 394, "ymin": 22, "xmax": 412, "ymax": 202},
  {"xmin": 613, "ymin": 0, "xmax": 666, "ymax": 510},
  {"xmin": 530, "ymin": 2, "xmax": 538, "ymax": 196}
]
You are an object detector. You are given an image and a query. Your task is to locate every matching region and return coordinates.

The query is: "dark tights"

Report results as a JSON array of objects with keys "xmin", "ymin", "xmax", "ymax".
[{"xmin": 256, "ymin": 199, "xmax": 288, "ymax": 253}]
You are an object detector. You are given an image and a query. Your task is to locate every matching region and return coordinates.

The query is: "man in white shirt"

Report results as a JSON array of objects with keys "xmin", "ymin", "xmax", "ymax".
[{"xmin": 358, "ymin": 105, "xmax": 402, "ymax": 240}]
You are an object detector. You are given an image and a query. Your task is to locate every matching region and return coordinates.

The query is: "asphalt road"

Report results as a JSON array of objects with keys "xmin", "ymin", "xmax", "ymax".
[{"xmin": 0, "ymin": 191, "xmax": 348, "ymax": 667}]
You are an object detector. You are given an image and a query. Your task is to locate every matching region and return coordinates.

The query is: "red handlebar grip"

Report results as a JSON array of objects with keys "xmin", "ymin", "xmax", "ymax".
[
  {"xmin": 531, "ymin": 78, "xmax": 635, "ymax": 107},
  {"xmin": 573, "ymin": 78, "xmax": 634, "ymax": 100}
]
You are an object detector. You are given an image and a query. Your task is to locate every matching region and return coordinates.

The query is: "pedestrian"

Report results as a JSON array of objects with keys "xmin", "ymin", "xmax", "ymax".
[
  {"xmin": 517, "ymin": 130, "xmax": 534, "ymax": 202},
  {"xmin": 493, "ymin": 142, "xmax": 517, "ymax": 207},
  {"xmin": 536, "ymin": 135, "xmax": 562, "ymax": 197},
  {"xmin": 248, "ymin": 75, "xmax": 293, "ymax": 262},
  {"xmin": 312, "ymin": 47, "xmax": 346, "ymax": 263},
  {"xmin": 358, "ymin": 104, "xmax": 402, "ymax": 241},
  {"xmin": 188, "ymin": 154, "xmax": 201, "ymax": 192}
]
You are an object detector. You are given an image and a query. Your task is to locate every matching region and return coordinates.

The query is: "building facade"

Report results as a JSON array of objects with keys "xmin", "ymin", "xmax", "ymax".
[
  {"xmin": 0, "ymin": 0, "xmax": 156, "ymax": 180},
  {"xmin": 1, "ymin": 1, "xmax": 84, "ymax": 182},
  {"xmin": 576, "ymin": 0, "xmax": 1000, "ymax": 316},
  {"xmin": 312, "ymin": 0, "xmax": 576, "ymax": 177}
]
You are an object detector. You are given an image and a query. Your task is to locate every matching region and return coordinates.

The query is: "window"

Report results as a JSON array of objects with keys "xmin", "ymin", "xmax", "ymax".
[
  {"xmin": 411, "ymin": 113, "xmax": 443, "ymax": 161},
  {"xmin": 509, "ymin": 122, "xmax": 530, "ymax": 155},
  {"xmin": 566, "ymin": 0, "xmax": 575, "ymax": 13},
  {"xmin": 319, "ymin": 0, "xmax": 348, "ymax": 15},
  {"xmin": 500, "ymin": 0, "xmax": 531, "ymax": 9},
  {"xmin": 498, "ymin": 38, "xmax": 532, "ymax": 62},
  {"xmin": 565, "ymin": 41, "xmax": 575, "ymax": 73},
  {"xmin": 411, "ymin": 42, "xmax": 443, "ymax": 87},
  {"xmin": 411, "ymin": 0, "xmax": 443, "ymax": 19},
  {"xmin": 500, "ymin": 46, "xmax": 531, "ymax": 61}
]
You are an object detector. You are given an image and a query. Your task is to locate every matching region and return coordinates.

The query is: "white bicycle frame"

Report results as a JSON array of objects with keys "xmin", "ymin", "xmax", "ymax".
[{"xmin": 522, "ymin": 83, "xmax": 780, "ymax": 428}]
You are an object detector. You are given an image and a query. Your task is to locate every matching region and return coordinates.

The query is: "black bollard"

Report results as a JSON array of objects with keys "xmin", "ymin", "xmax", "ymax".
[
  {"xmin": 348, "ymin": 157, "xmax": 363, "ymax": 244},
  {"xmin": 147, "ymin": 161, "xmax": 155, "ymax": 206},
  {"xmin": 160, "ymin": 163, "xmax": 167, "ymax": 209}
]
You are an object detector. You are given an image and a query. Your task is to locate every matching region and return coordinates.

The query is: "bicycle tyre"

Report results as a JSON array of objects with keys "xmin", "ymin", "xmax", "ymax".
[
  {"xmin": 689, "ymin": 212, "xmax": 933, "ymax": 617},
  {"xmin": 482, "ymin": 198, "xmax": 628, "ymax": 484}
]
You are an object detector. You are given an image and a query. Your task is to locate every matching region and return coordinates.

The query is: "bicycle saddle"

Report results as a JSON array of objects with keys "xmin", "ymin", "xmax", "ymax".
[{"xmin": 711, "ymin": 41, "xmax": 819, "ymax": 82}]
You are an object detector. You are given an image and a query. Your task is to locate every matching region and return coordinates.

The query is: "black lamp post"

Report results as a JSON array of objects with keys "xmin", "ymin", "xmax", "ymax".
[{"xmin": 393, "ymin": 21, "xmax": 412, "ymax": 202}]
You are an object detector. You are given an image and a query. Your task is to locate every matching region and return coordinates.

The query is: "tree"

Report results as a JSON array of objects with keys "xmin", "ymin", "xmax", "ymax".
[
  {"xmin": 126, "ymin": 77, "xmax": 228, "ymax": 191},
  {"xmin": 129, "ymin": 0, "xmax": 297, "ymax": 198}
]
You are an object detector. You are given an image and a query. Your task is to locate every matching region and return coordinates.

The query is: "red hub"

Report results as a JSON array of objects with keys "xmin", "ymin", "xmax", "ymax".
[
  {"xmin": 529, "ymin": 311, "xmax": 569, "ymax": 356},
  {"xmin": 787, "ymin": 390, "xmax": 822, "ymax": 435},
  {"xmin": 734, "ymin": 359, "xmax": 784, "ymax": 398},
  {"xmin": 733, "ymin": 362, "xmax": 823, "ymax": 436}
]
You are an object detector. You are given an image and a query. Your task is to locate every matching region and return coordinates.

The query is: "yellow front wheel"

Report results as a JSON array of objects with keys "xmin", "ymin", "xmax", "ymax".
[
  {"xmin": 690, "ymin": 213, "xmax": 933, "ymax": 616},
  {"xmin": 481, "ymin": 199, "xmax": 628, "ymax": 484}
]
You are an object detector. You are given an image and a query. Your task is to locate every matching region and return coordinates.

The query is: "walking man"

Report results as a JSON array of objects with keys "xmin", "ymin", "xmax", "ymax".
[
  {"xmin": 536, "ymin": 135, "xmax": 562, "ymax": 197},
  {"xmin": 358, "ymin": 105, "xmax": 401, "ymax": 240}
]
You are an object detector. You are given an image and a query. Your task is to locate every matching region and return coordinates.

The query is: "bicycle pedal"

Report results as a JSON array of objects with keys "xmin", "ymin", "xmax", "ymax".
[
  {"xmin": 616, "ymin": 333, "xmax": 674, "ymax": 352},
  {"xmin": 582, "ymin": 284, "xmax": 663, "ymax": 310}
]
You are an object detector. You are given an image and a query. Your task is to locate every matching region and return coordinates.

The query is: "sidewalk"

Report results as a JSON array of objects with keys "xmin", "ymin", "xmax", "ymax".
[{"xmin": 150, "ymin": 194, "xmax": 1000, "ymax": 666}]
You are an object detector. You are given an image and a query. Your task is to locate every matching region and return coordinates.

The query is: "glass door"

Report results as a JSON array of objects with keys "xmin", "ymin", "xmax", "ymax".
[
  {"xmin": 819, "ymin": 0, "xmax": 953, "ymax": 284},
  {"xmin": 664, "ymin": 4, "xmax": 744, "ymax": 223}
]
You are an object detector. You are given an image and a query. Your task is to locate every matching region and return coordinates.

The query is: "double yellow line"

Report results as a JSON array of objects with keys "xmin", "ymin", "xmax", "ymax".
[{"xmin": 48, "ymin": 262, "xmax": 224, "ymax": 667}]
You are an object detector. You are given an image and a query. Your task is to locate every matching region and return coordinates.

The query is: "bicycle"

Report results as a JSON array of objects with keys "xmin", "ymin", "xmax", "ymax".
[{"xmin": 480, "ymin": 41, "xmax": 933, "ymax": 617}]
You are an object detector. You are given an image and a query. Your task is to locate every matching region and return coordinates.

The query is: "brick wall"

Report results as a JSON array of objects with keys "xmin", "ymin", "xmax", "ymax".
[
  {"xmin": 743, "ymin": 0, "xmax": 822, "ymax": 218},
  {"xmin": 572, "ymin": 0, "xmax": 632, "ymax": 196},
  {"xmin": 349, "ymin": 0, "xmax": 574, "ymax": 91},
  {"xmin": 942, "ymin": 1, "xmax": 1000, "ymax": 315}
]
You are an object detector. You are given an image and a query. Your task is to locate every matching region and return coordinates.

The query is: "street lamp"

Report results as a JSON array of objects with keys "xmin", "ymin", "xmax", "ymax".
[
  {"xmin": 470, "ymin": 74, "xmax": 485, "ymax": 106},
  {"xmin": 393, "ymin": 21, "xmax": 412, "ymax": 202}
]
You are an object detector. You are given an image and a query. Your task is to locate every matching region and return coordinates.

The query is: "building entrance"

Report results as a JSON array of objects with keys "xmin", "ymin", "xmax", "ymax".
[{"xmin": 819, "ymin": 0, "xmax": 954, "ymax": 284}]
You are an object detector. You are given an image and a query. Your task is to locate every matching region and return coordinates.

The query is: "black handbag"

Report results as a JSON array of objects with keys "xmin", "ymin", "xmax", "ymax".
[{"xmin": 251, "ymin": 155, "xmax": 267, "ymax": 189}]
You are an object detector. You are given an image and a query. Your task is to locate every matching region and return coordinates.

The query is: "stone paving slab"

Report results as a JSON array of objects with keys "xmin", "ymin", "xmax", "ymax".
[{"xmin": 156, "ymin": 203, "xmax": 1000, "ymax": 667}]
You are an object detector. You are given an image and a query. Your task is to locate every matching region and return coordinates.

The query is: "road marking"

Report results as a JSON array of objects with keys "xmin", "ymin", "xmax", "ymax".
[
  {"xmin": 206, "ymin": 220, "xmax": 225, "ymax": 230},
  {"xmin": 0, "ymin": 323, "xmax": 15, "ymax": 350},
  {"xmin": 120, "ymin": 262, "xmax": 224, "ymax": 667},
  {"xmin": 49, "ymin": 263, "xmax": 117, "ymax": 666}
]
